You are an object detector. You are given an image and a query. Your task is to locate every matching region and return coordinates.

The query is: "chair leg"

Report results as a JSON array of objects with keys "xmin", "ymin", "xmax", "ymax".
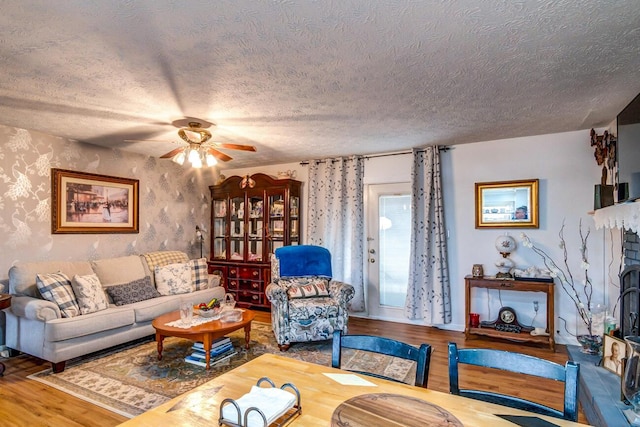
[{"xmin": 278, "ymin": 344, "xmax": 291, "ymax": 351}]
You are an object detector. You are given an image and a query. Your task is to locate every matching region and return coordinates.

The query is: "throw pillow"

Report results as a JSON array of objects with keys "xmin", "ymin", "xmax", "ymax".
[
  {"xmin": 189, "ymin": 258, "xmax": 209, "ymax": 291},
  {"xmin": 155, "ymin": 262, "xmax": 192, "ymax": 296},
  {"xmin": 105, "ymin": 276, "xmax": 160, "ymax": 306},
  {"xmin": 71, "ymin": 274, "xmax": 109, "ymax": 315},
  {"xmin": 285, "ymin": 278, "xmax": 331, "ymax": 299},
  {"xmin": 36, "ymin": 272, "xmax": 80, "ymax": 318}
]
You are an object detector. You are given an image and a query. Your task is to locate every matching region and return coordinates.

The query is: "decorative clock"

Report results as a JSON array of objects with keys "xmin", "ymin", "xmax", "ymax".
[{"xmin": 480, "ymin": 307, "xmax": 534, "ymax": 334}]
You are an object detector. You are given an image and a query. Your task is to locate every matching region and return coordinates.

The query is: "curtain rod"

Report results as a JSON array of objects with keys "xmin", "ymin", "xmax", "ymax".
[{"xmin": 299, "ymin": 146, "xmax": 450, "ymax": 165}]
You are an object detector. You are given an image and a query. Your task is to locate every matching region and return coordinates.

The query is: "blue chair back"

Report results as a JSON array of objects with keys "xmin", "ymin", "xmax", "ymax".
[
  {"xmin": 275, "ymin": 245, "xmax": 332, "ymax": 278},
  {"xmin": 447, "ymin": 342, "xmax": 579, "ymax": 421},
  {"xmin": 332, "ymin": 330, "xmax": 431, "ymax": 388}
]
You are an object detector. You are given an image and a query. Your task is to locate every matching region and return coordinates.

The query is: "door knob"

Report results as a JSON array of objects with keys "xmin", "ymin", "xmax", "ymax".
[
  {"xmin": 369, "ymin": 249, "xmax": 376, "ymax": 254},
  {"xmin": 369, "ymin": 258, "xmax": 375, "ymax": 263}
]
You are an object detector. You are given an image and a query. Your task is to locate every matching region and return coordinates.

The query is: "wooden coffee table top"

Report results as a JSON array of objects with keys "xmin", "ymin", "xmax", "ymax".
[
  {"xmin": 0, "ymin": 294, "xmax": 11, "ymax": 310},
  {"xmin": 152, "ymin": 309, "xmax": 255, "ymax": 335}
]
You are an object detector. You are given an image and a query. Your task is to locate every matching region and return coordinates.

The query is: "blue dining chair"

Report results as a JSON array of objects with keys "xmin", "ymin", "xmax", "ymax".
[
  {"xmin": 332, "ymin": 330, "xmax": 432, "ymax": 388},
  {"xmin": 447, "ymin": 342, "xmax": 580, "ymax": 421}
]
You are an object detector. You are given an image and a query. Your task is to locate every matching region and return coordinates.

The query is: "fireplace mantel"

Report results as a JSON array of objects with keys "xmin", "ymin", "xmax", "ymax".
[{"xmin": 593, "ymin": 201, "xmax": 640, "ymax": 234}]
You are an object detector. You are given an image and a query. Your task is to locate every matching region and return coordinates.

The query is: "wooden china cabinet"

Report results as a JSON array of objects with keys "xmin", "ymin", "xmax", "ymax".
[{"xmin": 208, "ymin": 173, "xmax": 302, "ymax": 309}]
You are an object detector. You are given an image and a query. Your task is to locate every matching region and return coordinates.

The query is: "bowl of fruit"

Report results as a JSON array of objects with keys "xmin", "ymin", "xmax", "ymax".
[{"xmin": 195, "ymin": 298, "xmax": 222, "ymax": 318}]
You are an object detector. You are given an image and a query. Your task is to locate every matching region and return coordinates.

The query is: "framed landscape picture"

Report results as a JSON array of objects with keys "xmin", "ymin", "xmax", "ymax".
[{"xmin": 51, "ymin": 168, "xmax": 139, "ymax": 234}]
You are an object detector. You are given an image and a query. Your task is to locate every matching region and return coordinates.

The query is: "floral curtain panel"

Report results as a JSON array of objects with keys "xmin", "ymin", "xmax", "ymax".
[
  {"xmin": 405, "ymin": 146, "xmax": 451, "ymax": 323},
  {"xmin": 306, "ymin": 156, "xmax": 365, "ymax": 312}
]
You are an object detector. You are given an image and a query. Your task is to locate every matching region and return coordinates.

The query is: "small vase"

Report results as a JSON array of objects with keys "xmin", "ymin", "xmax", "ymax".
[{"xmin": 577, "ymin": 334, "xmax": 602, "ymax": 355}]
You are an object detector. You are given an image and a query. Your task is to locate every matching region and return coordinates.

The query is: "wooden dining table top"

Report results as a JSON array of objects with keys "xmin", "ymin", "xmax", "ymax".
[{"xmin": 117, "ymin": 353, "xmax": 589, "ymax": 427}]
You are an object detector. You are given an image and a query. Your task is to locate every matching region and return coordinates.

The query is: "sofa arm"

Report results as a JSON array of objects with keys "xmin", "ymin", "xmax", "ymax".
[
  {"xmin": 265, "ymin": 282, "xmax": 288, "ymax": 305},
  {"xmin": 10, "ymin": 295, "xmax": 61, "ymax": 321},
  {"xmin": 329, "ymin": 280, "xmax": 355, "ymax": 305}
]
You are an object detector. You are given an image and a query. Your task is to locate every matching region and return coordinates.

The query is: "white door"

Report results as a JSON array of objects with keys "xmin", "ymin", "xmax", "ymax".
[{"xmin": 366, "ymin": 183, "xmax": 412, "ymax": 321}]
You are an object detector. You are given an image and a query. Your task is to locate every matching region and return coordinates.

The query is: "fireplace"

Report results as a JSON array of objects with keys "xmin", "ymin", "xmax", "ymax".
[{"xmin": 620, "ymin": 265, "xmax": 640, "ymax": 338}]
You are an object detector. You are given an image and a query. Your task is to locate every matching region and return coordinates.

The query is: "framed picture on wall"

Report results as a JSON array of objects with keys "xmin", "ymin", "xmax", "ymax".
[
  {"xmin": 602, "ymin": 334, "xmax": 625, "ymax": 377},
  {"xmin": 475, "ymin": 179, "xmax": 539, "ymax": 228},
  {"xmin": 51, "ymin": 168, "xmax": 139, "ymax": 234}
]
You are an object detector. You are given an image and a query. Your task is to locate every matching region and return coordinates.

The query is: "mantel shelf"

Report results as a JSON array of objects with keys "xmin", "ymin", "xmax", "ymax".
[{"xmin": 593, "ymin": 201, "xmax": 640, "ymax": 234}]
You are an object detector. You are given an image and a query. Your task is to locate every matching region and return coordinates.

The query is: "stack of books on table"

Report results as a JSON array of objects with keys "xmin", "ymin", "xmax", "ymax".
[{"xmin": 184, "ymin": 337, "xmax": 236, "ymax": 367}]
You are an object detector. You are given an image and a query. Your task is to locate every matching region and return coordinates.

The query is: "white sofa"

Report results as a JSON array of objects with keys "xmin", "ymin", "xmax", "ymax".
[{"xmin": 4, "ymin": 251, "xmax": 224, "ymax": 372}]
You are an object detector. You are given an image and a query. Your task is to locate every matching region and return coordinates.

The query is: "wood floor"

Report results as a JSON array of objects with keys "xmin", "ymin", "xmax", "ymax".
[{"xmin": 0, "ymin": 312, "xmax": 587, "ymax": 426}]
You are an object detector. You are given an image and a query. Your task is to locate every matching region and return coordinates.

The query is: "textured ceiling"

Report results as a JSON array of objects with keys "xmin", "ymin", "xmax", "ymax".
[{"xmin": 2, "ymin": 1, "xmax": 640, "ymax": 168}]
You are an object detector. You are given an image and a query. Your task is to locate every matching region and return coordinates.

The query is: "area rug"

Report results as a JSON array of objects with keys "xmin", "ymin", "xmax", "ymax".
[{"xmin": 28, "ymin": 322, "xmax": 415, "ymax": 418}]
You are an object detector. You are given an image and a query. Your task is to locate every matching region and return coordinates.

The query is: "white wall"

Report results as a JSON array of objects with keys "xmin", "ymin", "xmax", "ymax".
[{"xmin": 223, "ymin": 129, "xmax": 614, "ymax": 345}]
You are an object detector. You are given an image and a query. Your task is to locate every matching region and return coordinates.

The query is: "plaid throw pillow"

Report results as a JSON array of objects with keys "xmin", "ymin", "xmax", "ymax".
[
  {"xmin": 143, "ymin": 251, "xmax": 189, "ymax": 274},
  {"xmin": 189, "ymin": 258, "xmax": 209, "ymax": 291},
  {"xmin": 36, "ymin": 272, "xmax": 80, "ymax": 318}
]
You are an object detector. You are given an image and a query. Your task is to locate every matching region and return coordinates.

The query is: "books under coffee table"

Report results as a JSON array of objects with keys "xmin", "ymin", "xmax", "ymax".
[
  {"xmin": 185, "ymin": 338, "xmax": 237, "ymax": 368},
  {"xmin": 152, "ymin": 308, "xmax": 256, "ymax": 369}
]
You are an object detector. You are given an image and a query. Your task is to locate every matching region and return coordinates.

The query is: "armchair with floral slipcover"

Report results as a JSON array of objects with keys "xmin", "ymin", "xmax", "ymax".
[{"xmin": 265, "ymin": 245, "xmax": 355, "ymax": 351}]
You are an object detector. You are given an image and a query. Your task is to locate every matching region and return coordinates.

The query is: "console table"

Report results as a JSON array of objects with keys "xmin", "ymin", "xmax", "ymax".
[{"xmin": 465, "ymin": 276, "xmax": 555, "ymax": 351}]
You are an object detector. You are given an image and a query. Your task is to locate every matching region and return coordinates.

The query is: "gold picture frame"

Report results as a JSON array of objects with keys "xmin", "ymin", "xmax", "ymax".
[
  {"xmin": 51, "ymin": 168, "xmax": 139, "ymax": 234},
  {"xmin": 602, "ymin": 334, "xmax": 626, "ymax": 377},
  {"xmin": 475, "ymin": 179, "xmax": 539, "ymax": 228}
]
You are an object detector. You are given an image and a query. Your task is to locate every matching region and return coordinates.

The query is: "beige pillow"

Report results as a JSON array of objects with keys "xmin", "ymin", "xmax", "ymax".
[
  {"xmin": 155, "ymin": 262, "xmax": 192, "ymax": 296},
  {"xmin": 71, "ymin": 274, "xmax": 109, "ymax": 315}
]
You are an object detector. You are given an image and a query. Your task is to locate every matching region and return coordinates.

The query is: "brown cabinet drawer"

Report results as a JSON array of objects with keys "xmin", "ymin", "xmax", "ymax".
[
  {"xmin": 229, "ymin": 267, "xmax": 261, "ymax": 280},
  {"xmin": 236, "ymin": 290, "xmax": 263, "ymax": 305},
  {"xmin": 238, "ymin": 280, "xmax": 262, "ymax": 292}
]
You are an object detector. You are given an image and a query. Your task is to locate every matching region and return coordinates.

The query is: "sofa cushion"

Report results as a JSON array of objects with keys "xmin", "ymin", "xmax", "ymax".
[
  {"xmin": 105, "ymin": 276, "xmax": 161, "ymax": 306},
  {"xmin": 288, "ymin": 297, "xmax": 339, "ymax": 321},
  {"xmin": 190, "ymin": 258, "xmax": 209, "ymax": 291},
  {"xmin": 91, "ymin": 255, "xmax": 147, "ymax": 286},
  {"xmin": 155, "ymin": 262, "xmax": 192, "ymax": 295},
  {"xmin": 10, "ymin": 260, "xmax": 94, "ymax": 297},
  {"xmin": 45, "ymin": 306, "xmax": 135, "ymax": 342},
  {"xmin": 36, "ymin": 272, "xmax": 80, "ymax": 318},
  {"xmin": 286, "ymin": 278, "xmax": 330, "ymax": 299},
  {"xmin": 71, "ymin": 274, "xmax": 109, "ymax": 315}
]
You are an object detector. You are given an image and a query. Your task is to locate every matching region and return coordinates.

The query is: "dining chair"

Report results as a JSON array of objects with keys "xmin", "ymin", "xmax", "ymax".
[
  {"xmin": 447, "ymin": 342, "xmax": 580, "ymax": 421},
  {"xmin": 331, "ymin": 330, "xmax": 432, "ymax": 388}
]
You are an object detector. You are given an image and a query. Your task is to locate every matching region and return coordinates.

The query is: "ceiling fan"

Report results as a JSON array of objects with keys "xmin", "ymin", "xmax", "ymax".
[{"xmin": 131, "ymin": 121, "xmax": 256, "ymax": 167}]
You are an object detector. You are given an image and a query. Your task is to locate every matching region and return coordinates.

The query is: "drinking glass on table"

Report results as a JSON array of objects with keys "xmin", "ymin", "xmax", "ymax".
[{"xmin": 180, "ymin": 302, "xmax": 193, "ymax": 326}]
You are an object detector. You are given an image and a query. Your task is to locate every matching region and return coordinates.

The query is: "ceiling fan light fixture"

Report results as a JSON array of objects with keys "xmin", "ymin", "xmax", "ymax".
[
  {"xmin": 187, "ymin": 146, "xmax": 200, "ymax": 164},
  {"xmin": 190, "ymin": 153, "xmax": 203, "ymax": 168},
  {"xmin": 205, "ymin": 153, "xmax": 217, "ymax": 167},
  {"xmin": 172, "ymin": 151, "xmax": 186, "ymax": 165}
]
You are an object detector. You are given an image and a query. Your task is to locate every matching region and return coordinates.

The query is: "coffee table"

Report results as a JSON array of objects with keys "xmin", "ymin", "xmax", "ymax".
[
  {"xmin": 0, "ymin": 294, "xmax": 12, "ymax": 376},
  {"xmin": 152, "ymin": 309, "xmax": 256, "ymax": 369}
]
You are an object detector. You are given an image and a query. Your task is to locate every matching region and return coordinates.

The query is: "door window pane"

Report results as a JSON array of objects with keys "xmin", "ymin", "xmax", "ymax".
[{"xmin": 379, "ymin": 195, "xmax": 411, "ymax": 307}]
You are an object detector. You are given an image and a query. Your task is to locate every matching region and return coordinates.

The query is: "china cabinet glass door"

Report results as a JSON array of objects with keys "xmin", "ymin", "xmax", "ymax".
[
  {"xmin": 247, "ymin": 193, "xmax": 264, "ymax": 262},
  {"xmin": 268, "ymin": 192, "xmax": 286, "ymax": 255},
  {"xmin": 289, "ymin": 195, "xmax": 300, "ymax": 246},
  {"xmin": 212, "ymin": 199, "xmax": 227, "ymax": 260},
  {"xmin": 230, "ymin": 196, "xmax": 244, "ymax": 260}
]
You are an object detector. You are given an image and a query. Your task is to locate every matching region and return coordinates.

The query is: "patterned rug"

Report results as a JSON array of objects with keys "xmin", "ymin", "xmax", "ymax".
[{"xmin": 28, "ymin": 322, "xmax": 415, "ymax": 418}]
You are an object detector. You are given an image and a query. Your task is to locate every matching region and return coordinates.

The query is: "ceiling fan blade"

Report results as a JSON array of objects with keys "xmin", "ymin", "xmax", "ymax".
[
  {"xmin": 160, "ymin": 146, "xmax": 186, "ymax": 159},
  {"xmin": 213, "ymin": 143, "xmax": 257, "ymax": 152},
  {"xmin": 207, "ymin": 148, "xmax": 233, "ymax": 162}
]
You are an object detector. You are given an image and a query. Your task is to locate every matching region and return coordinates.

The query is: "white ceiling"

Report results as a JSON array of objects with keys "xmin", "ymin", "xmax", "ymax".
[{"xmin": 2, "ymin": 1, "xmax": 640, "ymax": 168}]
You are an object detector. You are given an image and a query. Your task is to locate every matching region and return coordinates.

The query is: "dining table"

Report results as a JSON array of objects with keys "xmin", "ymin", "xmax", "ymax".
[{"xmin": 117, "ymin": 353, "xmax": 589, "ymax": 427}]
